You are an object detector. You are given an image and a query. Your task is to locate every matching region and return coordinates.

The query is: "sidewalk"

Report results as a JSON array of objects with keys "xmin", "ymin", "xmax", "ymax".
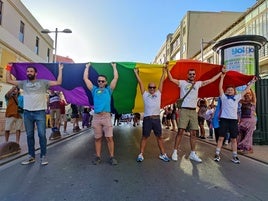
[{"xmin": 0, "ymin": 123, "xmax": 90, "ymax": 166}]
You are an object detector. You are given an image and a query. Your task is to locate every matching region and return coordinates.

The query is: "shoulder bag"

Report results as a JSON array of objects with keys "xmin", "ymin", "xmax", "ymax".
[{"xmin": 176, "ymin": 83, "xmax": 195, "ymax": 109}]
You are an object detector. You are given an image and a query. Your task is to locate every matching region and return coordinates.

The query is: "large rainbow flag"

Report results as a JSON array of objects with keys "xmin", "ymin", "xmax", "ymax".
[{"xmin": 10, "ymin": 60, "xmax": 254, "ymax": 113}]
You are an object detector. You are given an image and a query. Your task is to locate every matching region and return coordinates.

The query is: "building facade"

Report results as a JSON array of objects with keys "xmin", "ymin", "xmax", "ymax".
[
  {"xmin": 0, "ymin": 0, "xmax": 54, "ymax": 107},
  {"xmin": 0, "ymin": 0, "xmax": 53, "ymax": 82},
  {"xmin": 153, "ymin": 11, "xmax": 243, "ymax": 64},
  {"xmin": 0, "ymin": 0, "xmax": 54, "ymax": 133}
]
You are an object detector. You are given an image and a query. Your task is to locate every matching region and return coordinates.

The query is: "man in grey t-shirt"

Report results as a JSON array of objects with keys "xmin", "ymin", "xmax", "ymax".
[{"xmin": 6, "ymin": 63, "xmax": 63, "ymax": 165}]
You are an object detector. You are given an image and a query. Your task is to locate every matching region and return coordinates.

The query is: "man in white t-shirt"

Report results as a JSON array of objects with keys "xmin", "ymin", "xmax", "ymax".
[
  {"xmin": 134, "ymin": 67, "xmax": 170, "ymax": 162},
  {"xmin": 166, "ymin": 65, "xmax": 225, "ymax": 162}
]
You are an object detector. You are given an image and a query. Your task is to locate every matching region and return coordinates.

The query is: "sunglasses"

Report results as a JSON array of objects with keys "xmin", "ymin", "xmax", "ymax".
[
  {"xmin": 188, "ymin": 73, "xmax": 196, "ymax": 76},
  {"xmin": 148, "ymin": 86, "xmax": 156, "ymax": 89},
  {"xmin": 98, "ymin": 80, "xmax": 106, "ymax": 83}
]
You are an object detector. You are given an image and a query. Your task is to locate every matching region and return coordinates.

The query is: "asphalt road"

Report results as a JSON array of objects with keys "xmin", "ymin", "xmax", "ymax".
[{"xmin": 0, "ymin": 125, "xmax": 267, "ymax": 201}]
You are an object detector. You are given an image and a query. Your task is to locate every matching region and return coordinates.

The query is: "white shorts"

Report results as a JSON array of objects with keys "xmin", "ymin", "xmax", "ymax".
[{"xmin": 5, "ymin": 117, "xmax": 23, "ymax": 131}]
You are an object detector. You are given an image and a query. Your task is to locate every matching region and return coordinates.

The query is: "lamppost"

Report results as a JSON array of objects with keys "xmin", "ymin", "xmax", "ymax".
[
  {"xmin": 200, "ymin": 38, "xmax": 216, "ymax": 62},
  {"xmin": 41, "ymin": 28, "xmax": 72, "ymax": 63}
]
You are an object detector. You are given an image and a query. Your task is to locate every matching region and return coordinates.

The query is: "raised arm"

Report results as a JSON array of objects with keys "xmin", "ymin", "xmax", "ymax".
[
  {"xmin": 202, "ymin": 66, "xmax": 226, "ymax": 87},
  {"xmin": 241, "ymin": 76, "xmax": 258, "ymax": 98},
  {"xmin": 166, "ymin": 66, "xmax": 180, "ymax": 86},
  {"xmin": 210, "ymin": 97, "xmax": 216, "ymax": 107},
  {"xmin": 158, "ymin": 67, "xmax": 166, "ymax": 93},
  {"xmin": 49, "ymin": 63, "xmax": 64, "ymax": 86},
  {"xmin": 134, "ymin": 68, "xmax": 145, "ymax": 94},
  {"xmin": 110, "ymin": 62, "xmax": 119, "ymax": 90},
  {"xmin": 251, "ymin": 88, "xmax": 257, "ymax": 105},
  {"xmin": 6, "ymin": 64, "xmax": 19, "ymax": 86},
  {"xmin": 83, "ymin": 63, "xmax": 93, "ymax": 90},
  {"xmin": 5, "ymin": 86, "xmax": 17, "ymax": 99},
  {"xmin": 219, "ymin": 73, "xmax": 225, "ymax": 96}
]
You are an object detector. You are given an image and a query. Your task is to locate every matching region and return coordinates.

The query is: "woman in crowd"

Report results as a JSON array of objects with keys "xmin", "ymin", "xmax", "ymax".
[{"xmin": 237, "ymin": 88, "xmax": 257, "ymax": 154}]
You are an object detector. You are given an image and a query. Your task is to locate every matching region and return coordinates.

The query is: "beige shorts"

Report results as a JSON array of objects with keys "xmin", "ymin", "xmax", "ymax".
[
  {"xmin": 60, "ymin": 114, "xmax": 67, "ymax": 122},
  {"xmin": 178, "ymin": 108, "xmax": 199, "ymax": 130},
  {"xmin": 5, "ymin": 117, "xmax": 23, "ymax": 131},
  {"xmin": 50, "ymin": 108, "xmax": 61, "ymax": 122},
  {"xmin": 92, "ymin": 113, "xmax": 113, "ymax": 139}
]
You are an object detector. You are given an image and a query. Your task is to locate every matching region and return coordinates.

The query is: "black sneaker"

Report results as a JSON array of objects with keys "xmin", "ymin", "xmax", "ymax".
[
  {"xmin": 92, "ymin": 157, "xmax": 101, "ymax": 165},
  {"xmin": 214, "ymin": 154, "xmax": 220, "ymax": 162},
  {"xmin": 231, "ymin": 156, "xmax": 240, "ymax": 164},
  {"xmin": 110, "ymin": 157, "xmax": 118, "ymax": 165}
]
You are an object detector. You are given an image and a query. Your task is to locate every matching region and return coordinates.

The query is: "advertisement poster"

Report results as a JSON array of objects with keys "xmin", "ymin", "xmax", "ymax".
[
  {"xmin": 224, "ymin": 45, "xmax": 255, "ymax": 74},
  {"xmin": 224, "ymin": 45, "xmax": 255, "ymax": 91}
]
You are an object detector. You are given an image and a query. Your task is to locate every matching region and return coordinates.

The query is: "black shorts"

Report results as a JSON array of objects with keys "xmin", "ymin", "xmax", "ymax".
[
  {"xmin": 142, "ymin": 117, "xmax": 162, "ymax": 137},
  {"xmin": 218, "ymin": 118, "xmax": 238, "ymax": 138},
  {"xmin": 198, "ymin": 116, "xmax": 205, "ymax": 125},
  {"xmin": 71, "ymin": 113, "xmax": 79, "ymax": 119}
]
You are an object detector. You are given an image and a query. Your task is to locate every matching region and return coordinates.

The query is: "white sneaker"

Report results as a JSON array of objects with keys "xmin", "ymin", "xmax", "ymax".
[
  {"xmin": 136, "ymin": 153, "xmax": 144, "ymax": 162},
  {"xmin": 21, "ymin": 156, "xmax": 35, "ymax": 165},
  {"xmin": 171, "ymin": 150, "xmax": 178, "ymax": 161},
  {"xmin": 189, "ymin": 152, "xmax": 202, "ymax": 163},
  {"xmin": 159, "ymin": 153, "xmax": 170, "ymax": 162},
  {"xmin": 231, "ymin": 156, "xmax": 240, "ymax": 164},
  {"xmin": 40, "ymin": 156, "xmax": 48, "ymax": 165}
]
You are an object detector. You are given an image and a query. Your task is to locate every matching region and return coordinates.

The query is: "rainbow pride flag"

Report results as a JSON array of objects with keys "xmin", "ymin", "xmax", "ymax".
[{"xmin": 10, "ymin": 60, "xmax": 254, "ymax": 113}]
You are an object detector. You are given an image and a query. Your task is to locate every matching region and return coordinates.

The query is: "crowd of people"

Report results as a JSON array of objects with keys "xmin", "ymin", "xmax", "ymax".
[{"xmin": 3, "ymin": 62, "xmax": 258, "ymax": 166}]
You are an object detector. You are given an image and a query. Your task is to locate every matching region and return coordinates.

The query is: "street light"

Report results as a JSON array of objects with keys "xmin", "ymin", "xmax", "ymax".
[
  {"xmin": 41, "ymin": 28, "xmax": 72, "ymax": 62},
  {"xmin": 200, "ymin": 38, "xmax": 216, "ymax": 62}
]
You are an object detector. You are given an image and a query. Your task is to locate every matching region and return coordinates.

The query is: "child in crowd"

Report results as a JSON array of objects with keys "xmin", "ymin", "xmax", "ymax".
[
  {"xmin": 214, "ymin": 73, "xmax": 257, "ymax": 164},
  {"xmin": 197, "ymin": 98, "xmax": 207, "ymax": 139},
  {"xmin": 82, "ymin": 107, "xmax": 90, "ymax": 128}
]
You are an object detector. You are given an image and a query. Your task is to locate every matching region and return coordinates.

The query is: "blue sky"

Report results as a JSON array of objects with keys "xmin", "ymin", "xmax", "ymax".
[{"xmin": 21, "ymin": 0, "xmax": 257, "ymax": 63}]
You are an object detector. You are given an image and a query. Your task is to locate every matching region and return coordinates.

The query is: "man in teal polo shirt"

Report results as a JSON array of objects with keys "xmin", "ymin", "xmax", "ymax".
[{"xmin": 83, "ymin": 62, "xmax": 118, "ymax": 165}]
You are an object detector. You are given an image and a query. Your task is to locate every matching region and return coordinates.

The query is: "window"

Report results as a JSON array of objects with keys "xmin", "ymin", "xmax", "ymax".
[
  {"xmin": 47, "ymin": 48, "xmax": 50, "ymax": 62},
  {"xmin": 207, "ymin": 56, "xmax": 214, "ymax": 64},
  {"xmin": 35, "ymin": 36, "xmax": 39, "ymax": 54},
  {"xmin": 19, "ymin": 21, "xmax": 25, "ymax": 43},
  {"xmin": 0, "ymin": 1, "xmax": 3, "ymax": 25},
  {"xmin": 0, "ymin": 66, "xmax": 3, "ymax": 78},
  {"xmin": 175, "ymin": 51, "xmax": 181, "ymax": 60},
  {"xmin": 182, "ymin": 43, "xmax": 186, "ymax": 53},
  {"xmin": 182, "ymin": 26, "xmax": 186, "ymax": 36}
]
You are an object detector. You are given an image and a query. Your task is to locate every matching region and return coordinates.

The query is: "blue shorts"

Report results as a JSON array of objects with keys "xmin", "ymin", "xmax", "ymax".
[
  {"xmin": 218, "ymin": 118, "xmax": 238, "ymax": 138},
  {"xmin": 142, "ymin": 116, "xmax": 162, "ymax": 137}
]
